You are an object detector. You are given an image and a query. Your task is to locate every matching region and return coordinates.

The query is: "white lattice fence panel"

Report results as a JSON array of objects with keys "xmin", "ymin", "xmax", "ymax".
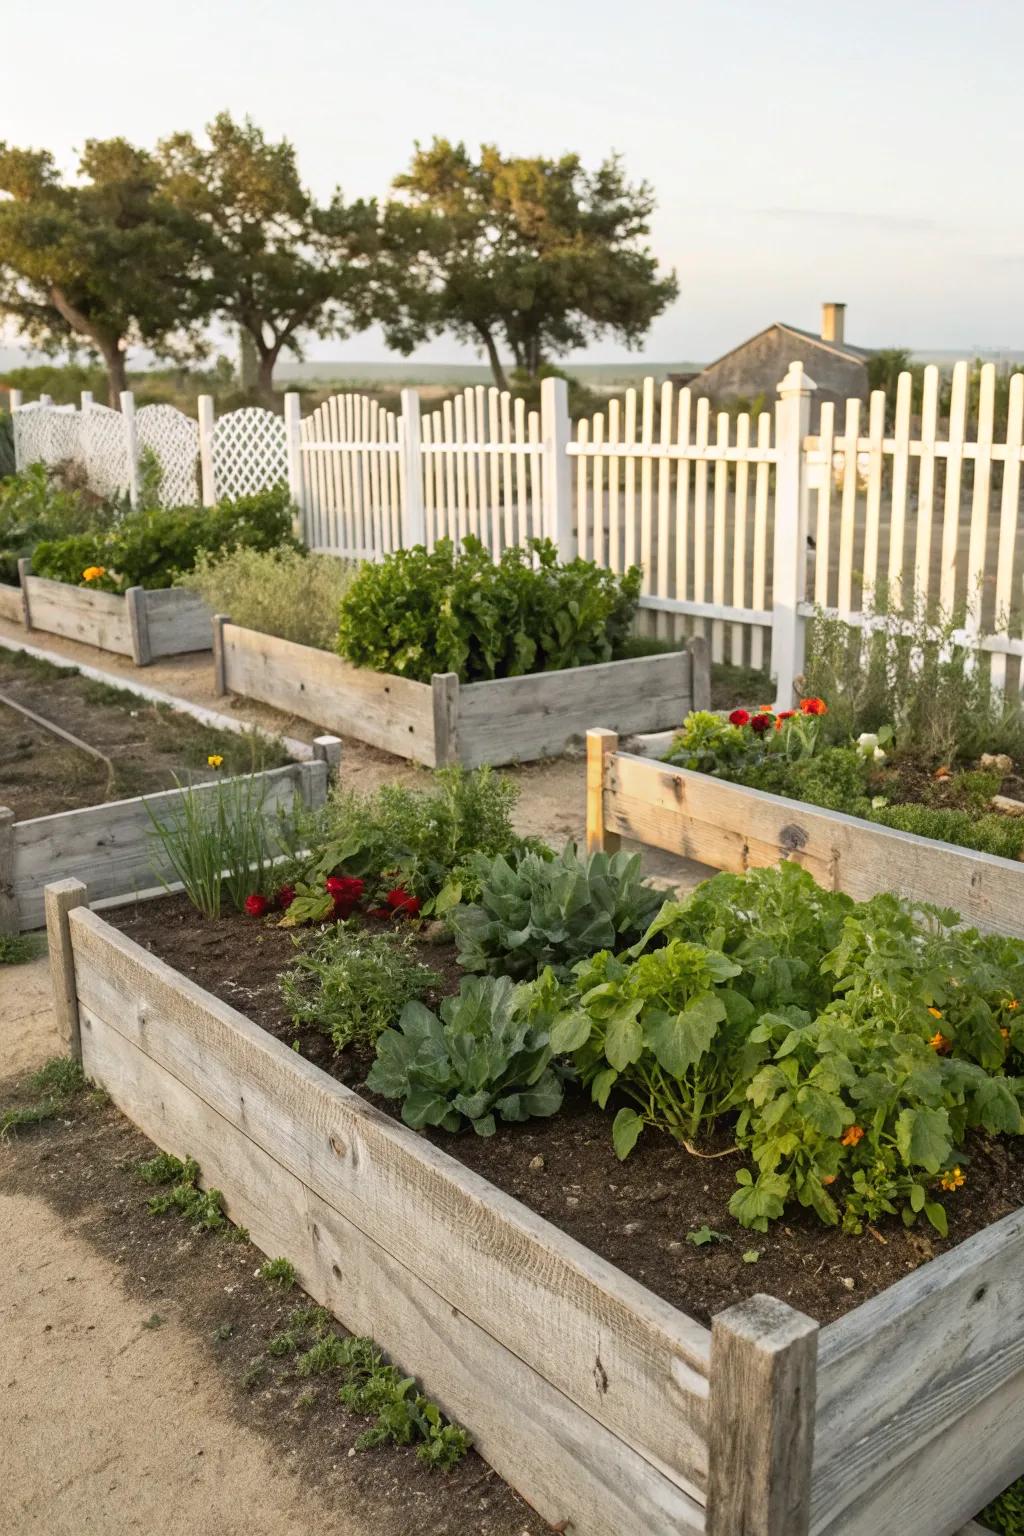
[
  {"xmin": 212, "ymin": 408, "xmax": 287, "ymax": 500},
  {"xmin": 136, "ymin": 404, "xmax": 199, "ymax": 506},
  {"xmin": 13, "ymin": 404, "xmax": 80, "ymax": 471},
  {"xmin": 82, "ymin": 403, "xmax": 130, "ymax": 499}
]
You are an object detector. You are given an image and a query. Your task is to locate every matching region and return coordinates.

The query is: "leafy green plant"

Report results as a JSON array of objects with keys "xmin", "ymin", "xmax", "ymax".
[
  {"xmin": 139, "ymin": 1151, "xmax": 227, "ymax": 1231},
  {"xmin": 146, "ymin": 771, "xmax": 288, "ymax": 920},
  {"xmin": 0, "ymin": 932, "xmax": 42, "ymax": 965},
  {"xmin": 0, "ymin": 1055, "xmax": 86, "ymax": 1135},
  {"xmin": 981, "ymin": 1474, "xmax": 1024, "ymax": 1535},
  {"xmin": 564, "ymin": 939, "xmax": 759, "ymax": 1158},
  {"xmin": 281, "ymin": 926, "xmax": 440, "ymax": 1052},
  {"xmin": 180, "ymin": 543, "xmax": 354, "ymax": 650},
  {"xmin": 366, "ymin": 973, "xmax": 568, "ymax": 1135},
  {"xmin": 280, "ymin": 765, "xmax": 528, "ymax": 917},
  {"xmin": 258, "ymin": 1256, "xmax": 297, "ymax": 1289},
  {"xmin": 0, "ymin": 463, "xmax": 118, "ymax": 584},
  {"xmin": 449, "ymin": 843, "xmax": 663, "ymax": 980},
  {"xmin": 31, "ymin": 487, "xmax": 296, "ymax": 592},
  {"xmin": 337, "ymin": 535, "xmax": 641, "ymax": 683}
]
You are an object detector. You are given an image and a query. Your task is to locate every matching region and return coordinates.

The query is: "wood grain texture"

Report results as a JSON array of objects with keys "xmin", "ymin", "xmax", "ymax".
[
  {"xmin": 706, "ymin": 1295, "xmax": 818, "ymax": 1536},
  {"xmin": 221, "ymin": 624, "xmax": 438, "ymax": 766},
  {"xmin": 78, "ymin": 1002, "xmax": 704, "ymax": 1536},
  {"xmin": 586, "ymin": 729, "xmax": 621, "ymax": 855},
  {"xmin": 143, "ymin": 587, "xmax": 212, "ymax": 658},
  {"xmin": 44, "ymin": 877, "xmax": 89, "ymax": 1058},
  {"xmin": 811, "ymin": 1206, "xmax": 1024, "ymax": 1536},
  {"xmin": 124, "ymin": 586, "xmax": 150, "ymax": 665},
  {"xmin": 0, "ymin": 807, "xmax": 16, "ymax": 934},
  {"xmin": 604, "ymin": 756, "xmax": 1024, "ymax": 937},
  {"xmin": 66, "ymin": 908, "xmax": 713, "ymax": 1503},
  {"xmin": 431, "ymin": 671, "xmax": 459, "ymax": 766},
  {"xmin": 0, "ymin": 582, "xmax": 24, "ymax": 624},
  {"xmin": 23, "ymin": 575, "xmax": 134, "ymax": 656},
  {"xmin": 456, "ymin": 649, "xmax": 696, "ymax": 769},
  {"xmin": 12, "ymin": 763, "xmax": 322, "ymax": 931}
]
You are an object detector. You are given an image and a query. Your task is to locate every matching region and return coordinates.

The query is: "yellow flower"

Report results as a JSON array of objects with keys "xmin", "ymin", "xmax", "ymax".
[
  {"xmin": 207, "ymin": 754, "xmax": 224, "ymax": 769},
  {"xmin": 927, "ymin": 1007, "xmax": 943, "ymax": 1019},
  {"xmin": 1007, "ymin": 999, "xmax": 1019, "ymax": 1011},
  {"xmin": 939, "ymin": 1166, "xmax": 965, "ymax": 1192},
  {"xmin": 929, "ymin": 1031, "xmax": 951, "ymax": 1054},
  {"xmin": 82, "ymin": 565, "xmax": 106, "ymax": 582}
]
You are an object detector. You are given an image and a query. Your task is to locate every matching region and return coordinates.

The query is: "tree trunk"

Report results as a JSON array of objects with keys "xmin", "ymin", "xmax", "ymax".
[
  {"xmin": 476, "ymin": 327, "xmax": 510, "ymax": 393},
  {"xmin": 99, "ymin": 346, "xmax": 128, "ymax": 407},
  {"xmin": 255, "ymin": 345, "xmax": 280, "ymax": 407}
]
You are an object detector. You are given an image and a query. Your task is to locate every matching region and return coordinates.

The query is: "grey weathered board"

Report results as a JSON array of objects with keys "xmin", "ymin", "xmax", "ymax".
[
  {"xmin": 601, "ymin": 751, "xmax": 1024, "ymax": 939},
  {"xmin": 218, "ymin": 619, "xmax": 709, "ymax": 769},
  {"xmin": 132, "ymin": 586, "xmax": 213, "ymax": 662},
  {"xmin": 66, "ymin": 905, "xmax": 709, "ymax": 1536},
  {"xmin": 24, "ymin": 574, "xmax": 134, "ymax": 656},
  {"xmin": 4, "ymin": 761, "xmax": 325, "ymax": 931}
]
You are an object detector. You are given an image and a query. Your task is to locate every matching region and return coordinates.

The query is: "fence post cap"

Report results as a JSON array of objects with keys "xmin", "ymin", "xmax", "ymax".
[{"xmin": 777, "ymin": 361, "xmax": 817, "ymax": 396}]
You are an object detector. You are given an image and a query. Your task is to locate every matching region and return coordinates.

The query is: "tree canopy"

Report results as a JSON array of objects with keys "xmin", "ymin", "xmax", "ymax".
[
  {"xmin": 159, "ymin": 114, "xmax": 380, "ymax": 403},
  {"xmin": 0, "ymin": 138, "xmax": 209, "ymax": 405},
  {"xmin": 379, "ymin": 140, "xmax": 678, "ymax": 390}
]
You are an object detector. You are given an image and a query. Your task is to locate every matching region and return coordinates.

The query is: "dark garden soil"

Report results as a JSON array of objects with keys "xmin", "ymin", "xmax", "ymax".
[
  {"xmin": 0, "ymin": 1074, "xmax": 547, "ymax": 1536},
  {"xmin": 0, "ymin": 650, "xmax": 290, "ymax": 821},
  {"xmin": 873, "ymin": 753, "xmax": 1024, "ymax": 811},
  {"xmin": 108, "ymin": 893, "xmax": 1024, "ymax": 1329}
]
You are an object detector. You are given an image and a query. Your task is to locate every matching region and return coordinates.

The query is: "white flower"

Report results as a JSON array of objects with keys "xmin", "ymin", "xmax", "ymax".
[
  {"xmin": 873, "ymin": 746, "xmax": 886, "ymax": 762},
  {"xmin": 857, "ymin": 732, "xmax": 878, "ymax": 752}
]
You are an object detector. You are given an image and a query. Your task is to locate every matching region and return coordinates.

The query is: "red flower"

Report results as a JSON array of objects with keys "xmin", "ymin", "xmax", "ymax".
[
  {"xmin": 275, "ymin": 885, "xmax": 296, "ymax": 911},
  {"xmin": 244, "ymin": 893, "xmax": 269, "ymax": 918},
  {"xmin": 800, "ymin": 697, "xmax": 827, "ymax": 716},
  {"xmin": 749, "ymin": 713, "xmax": 774, "ymax": 735},
  {"xmin": 728, "ymin": 708, "xmax": 751, "ymax": 727},
  {"xmin": 777, "ymin": 709, "xmax": 796, "ymax": 721},
  {"xmin": 325, "ymin": 874, "xmax": 365, "ymax": 920},
  {"xmin": 385, "ymin": 886, "xmax": 421, "ymax": 917}
]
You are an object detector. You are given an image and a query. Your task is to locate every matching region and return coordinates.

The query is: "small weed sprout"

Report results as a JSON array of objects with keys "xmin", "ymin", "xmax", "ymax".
[
  {"xmin": 0, "ymin": 1056, "xmax": 86, "ymax": 1137},
  {"xmin": 257, "ymin": 1256, "xmax": 297, "ymax": 1290}
]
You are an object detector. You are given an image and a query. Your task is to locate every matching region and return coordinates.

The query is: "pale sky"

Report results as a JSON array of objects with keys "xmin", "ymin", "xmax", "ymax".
[{"xmin": 4, "ymin": 0, "xmax": 1022, "ymax": 366}]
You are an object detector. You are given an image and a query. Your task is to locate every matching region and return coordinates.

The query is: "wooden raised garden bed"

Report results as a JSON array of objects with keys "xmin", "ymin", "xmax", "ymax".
[
  {"xmin": 0, "ymin": 559, "xmax": 212, "ymax": 665},
  {"xmin": 2, "ymin": 758, "xmax": 328, "ymax": 934},
  {"xmin": 211, "ymin": 615, "xmax": 710, "ymax": 768},
  {"xmin": 39, "ymin": 738, "xmax": 1024, "ymax": 1533},
  {"xmin": 587, "ymin": 729, "xmax": 1024, "ymax": 937}
]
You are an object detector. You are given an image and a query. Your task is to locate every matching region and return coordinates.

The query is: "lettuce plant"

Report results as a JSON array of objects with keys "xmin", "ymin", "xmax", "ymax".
[
  {"xmin": 449, "ymin": 843, "xmax": 663, "ymax": 980},
  {"xmin": 366, "ymin": 973, "xmax": 567, "ymax": 1135}
]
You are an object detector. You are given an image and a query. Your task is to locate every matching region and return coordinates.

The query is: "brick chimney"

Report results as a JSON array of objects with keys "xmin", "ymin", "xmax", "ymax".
[{"xmin": 821, "ymin": 302, "xmax": 846, "ymax": 345}]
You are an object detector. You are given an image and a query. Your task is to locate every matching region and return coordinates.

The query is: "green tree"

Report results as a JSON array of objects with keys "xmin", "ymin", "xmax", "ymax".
[
  {"xmin": 0, "ymin": 139, "xmax": 210, "ymax": 406},
  {"xmin": 379, "ymin": 140, "xmax": 678, "ymax": 391},
  {"xmin": 160, "ymin": 114, "xmax": 379, "ymax": 405}
]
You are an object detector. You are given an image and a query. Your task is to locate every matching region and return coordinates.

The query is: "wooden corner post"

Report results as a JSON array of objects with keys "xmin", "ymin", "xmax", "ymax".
[
  {"xmin": 586, "ymin": 729, "xmax": 620, "ymax": 855},
  {"xmin": 125, "ymin": 586, "xmax": 152, "ymax": 666},
  {"xmin": 17, "ymin": 557, "xmax": 32, "ymax": 629},
  {"xmin": 431, "ymin": 673, "xmax": 460, "ymax": 766},
  {"xmin": 212, "ymin": 613, "xmax": 230, "ymax": 696},
  {"xmin": 688, "ymin": 634, "xmax": 711, "ymax": 711},
  {"xmin": 312, "ymin": 735, "xmax": 343, "ymax": 783},
  {"xmin": 44, "ymin": 878, "xmax": 90, "ymax": 1062},
  {"xmin": 0, "ymin": 807, "xmax": 16, "ymax": 934},
  {"xmin": 706, "ymin": 1294, "xmax": 819, "ymax": 1536}
]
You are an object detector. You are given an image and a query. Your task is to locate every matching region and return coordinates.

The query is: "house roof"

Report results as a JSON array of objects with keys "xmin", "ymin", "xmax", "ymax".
[{"xmin": 697, "ymin": 322, "xmax": 872, "ymax": 376}]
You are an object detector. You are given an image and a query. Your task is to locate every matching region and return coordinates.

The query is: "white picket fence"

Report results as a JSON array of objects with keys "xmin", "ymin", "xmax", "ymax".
[{"xmin": 10, "ymin": 359, "xmax": 1024, "ymax": 707}]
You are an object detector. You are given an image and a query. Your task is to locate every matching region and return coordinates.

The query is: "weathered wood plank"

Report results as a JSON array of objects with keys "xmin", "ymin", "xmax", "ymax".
[
  {"xmin": 143, "ymin": 587, "xmax": 212, "ymax": 658},
  {"xmin": 706, "ymin": 1295, "xmax": 818, "ymax": 1536},
  {"xmin": 44, "ymin": 877, "xmax": 88, "ymax": 1058},
  {"xmin": 604, "ymin": 756, "xmax": 1024, "ymax": 938},
  {"xmin": 221, "ymin": 624, "xmax": 438, "ymax": 766},
  {"xmin": 67, "ymin": 908, "xmax": 712, "ymax": 1500},
  {"xmin": 457, "ymin": 648, "xmax": 697, "ymax": 769},
  {"xmin": 586, "ymin": 729, "xmax": 621, "ymax": 855},
  {"xmin": 23, "ymin": 575, "xmax": 134, "ymax": 656},
  {"xmin": 0, "ymin": 807, "xmax": 16, "ymax": 934},
  {"xmin": 13, "ymin": 763, "xmax": 322, "ymax": 931},
  {"xmin": 78, "ymin": 1003, "xmax": 704, "ymax": 1536},
  {"xmin": 0, "ymin": 581, "xmax": 23, "ymax": 625},
  {"xmin": 811, "ymin": 1206, "xmax": 1024, "ymax": 1536}
]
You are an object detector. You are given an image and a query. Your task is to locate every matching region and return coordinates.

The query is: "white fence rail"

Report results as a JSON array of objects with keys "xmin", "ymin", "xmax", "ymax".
[{"xmin": 9, "ymin": 358, "xmax": 1024, "ymax": 708}]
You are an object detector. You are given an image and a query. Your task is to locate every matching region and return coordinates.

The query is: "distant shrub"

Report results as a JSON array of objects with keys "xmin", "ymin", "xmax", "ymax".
[
  {"xmin": 31, "ymin": 488, "xmax": 297, "ymax": 591},
  {"xmin": 337, "ymin": 535, "xmax": 641, "ymax": 683},
  {"xmin": 180, "ymin": 544, "xmax": 353, "ymax": 650}
]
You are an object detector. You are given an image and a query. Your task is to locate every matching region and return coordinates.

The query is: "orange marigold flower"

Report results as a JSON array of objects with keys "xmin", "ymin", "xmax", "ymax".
[
  {"xmin": 929, "ymin": 1031, "xmax": 951, "ymax": 1054},
  {"xmin": 927, "ymin": 1007, "xmax": 943, "ymax": 1019},
  {"xmin": 841, "ymin": 1125, "xmax": 865, "ymax": 1147},
  {"xmin": 82, "ymin": 565, "xmax": 106, "ymax": 582},
  {"xmin": 799, "ymin": 696, "xmax": 827, "ymax": 716},
  {"xmin": 1007, "ymin": 999, "xmax": 1020, "ymax": 1011},
  {"xmin": 939, "ymin": 1166, "xmax": 965, "ymax": 1192},
  {"xmin": 821, "ymin": 1174, "xmax": 837, "ymax": 1185}
]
